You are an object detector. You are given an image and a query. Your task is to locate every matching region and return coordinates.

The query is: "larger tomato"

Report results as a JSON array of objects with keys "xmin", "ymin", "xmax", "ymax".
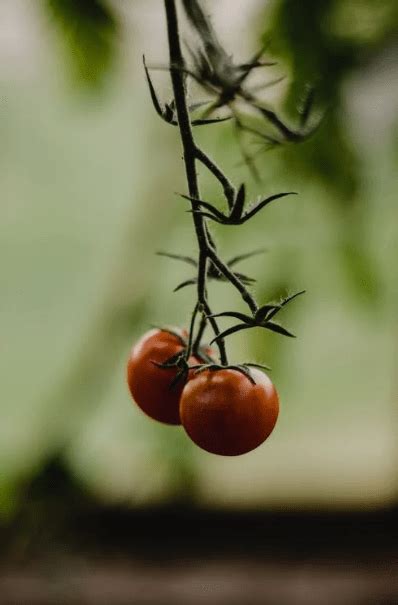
[
  {"xmin": 127, "ymin": 328, "xmax": 198, "ymax": 425},
  {"xmin": 180, "ymin": 368, "xmax": 279, "ymax": 455}
]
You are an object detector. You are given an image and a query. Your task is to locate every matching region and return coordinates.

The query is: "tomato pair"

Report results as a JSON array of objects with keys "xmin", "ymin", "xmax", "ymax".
[{"xmin": 126, "ymin": 328, "xmax": 279, "ymax": 456}]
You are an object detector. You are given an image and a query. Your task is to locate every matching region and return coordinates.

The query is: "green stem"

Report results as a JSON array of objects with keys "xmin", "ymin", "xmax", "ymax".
[
  {"xmin": 185, "ymin": 302, "xmax": 199, "ymax": 358},
  {"xmin": 164, "ymin": 0, "xmax": 228, "ymax": 365},
  {"xmin": 193, "ymin": 312, "xmax": 207, "ymax": 352},
  {"xmin": 207, "ymin": 246, "xmax": 258, "ymax": 314},
  {"xmin": 195, "ymin": 146, "xmax": 235, "ymax": 208}
]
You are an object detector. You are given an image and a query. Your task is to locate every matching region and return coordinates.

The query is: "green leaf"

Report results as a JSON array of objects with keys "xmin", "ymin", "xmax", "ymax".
[
  {"xmin": 210, "ymin": 323, "xmax": 250, "ymax": 344},
  {"xmin": 143, "ymin": 56, "xmax": 166, "ymax": 119},
  {"xmin": 156, "ymin": 251, "xmax": 197, "ymax": 267},
  {"xmin": 264, "ymin": 321, "xmax": 296, "ymax": 338},
  {"xmin": 192, "ymin": 117, "xmax": 232, "ymax": 126},
  {"xmin": 255, "ymin": 305, "xmax": 279, "ymax": 323},
  {"xmin": 228, "ymin": 248, "xmax": 267, "ymax": 267},
  {"xmin": 173, "ymin": 279, "xmax": 197, "ymax": 292},
  {"xmin": 208, "ymin": 311, "xmax": 253, "ymax": 323},
  {"xmin": 45, "ymin": 0, "xmax": 118, "ymax": 89},
  {"xmin": 244, "ymin": 192, "xmax": 297, "ymax": 221},
  {"xmin": 257, "ymin": 0, "xmax": 398, "ymax": 200},
  {"xmin": 266, "ymin": 290, "xmax": 306, "ymax": 320},
  {"xmin": 180, "ymin": 195, "xmax": 226, "ymax": 221}
]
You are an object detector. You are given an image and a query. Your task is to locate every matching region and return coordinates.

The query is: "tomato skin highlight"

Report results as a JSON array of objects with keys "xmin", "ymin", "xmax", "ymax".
[
  {"xmin": 180, "ymin": 368, "xmax": 279, "ymax": 456},
  {"xmin": 127, "ymin": 328, "xmax": 197, "ymax": 425}
]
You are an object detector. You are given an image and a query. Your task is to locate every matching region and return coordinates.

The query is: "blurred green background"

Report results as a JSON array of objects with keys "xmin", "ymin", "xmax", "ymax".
[{"xmin": 1, "ymin": 0, "xmax": 398, "ymax": 522}]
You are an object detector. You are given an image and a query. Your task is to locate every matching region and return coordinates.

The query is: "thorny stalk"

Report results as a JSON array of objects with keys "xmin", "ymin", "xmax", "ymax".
[
  {"xmin": 164, "ymin": 0, "xmax": 228, "ymax": 365},
  {"xmin": 156, "ymin": 0, "xmax": 309, "ymax": 373}
]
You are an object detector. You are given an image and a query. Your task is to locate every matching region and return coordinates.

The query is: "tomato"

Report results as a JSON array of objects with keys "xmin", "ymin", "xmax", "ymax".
[
  {"xmin": 180, "ymin": 368, "xmax": 279, "ymax": 456},
  {"xmin": 127, "ymin": 328, "xmax": 198, "ymax": 425}
]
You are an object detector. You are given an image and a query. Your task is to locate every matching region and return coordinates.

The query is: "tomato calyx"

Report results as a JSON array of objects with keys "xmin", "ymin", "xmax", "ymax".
[
  {"xmin": 151, "ymin": 351, "xmax": 190, "ymax": 389},
  {"xmin": 181, "ymin": 187, "xmax": 297, "ymax": 226},
  {"xmin": 148, "ymin": 321, "xmax": 217, "ymax": 390},
  {"xmin": 189, "ymin": 362, "xmax": 271, "ymax": 385}
]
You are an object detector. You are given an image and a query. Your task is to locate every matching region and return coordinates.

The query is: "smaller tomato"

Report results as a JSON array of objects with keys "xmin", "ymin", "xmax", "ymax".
[
  {"xmin": 180, "ymin": 368, "xmax": 279, "ymax": 456},
  {"xmin": 127, "ymin": 328, "xmax": 198, "ymax": 425}
]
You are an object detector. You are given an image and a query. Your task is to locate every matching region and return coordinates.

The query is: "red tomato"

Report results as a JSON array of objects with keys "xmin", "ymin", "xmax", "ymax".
[
  {"xmin": 127, "ymin": 328, "xmax": 198, "ymax": 425},
  {"xmin": 180, "ymin": 368, "xmax": 279, "ymax": 455}
]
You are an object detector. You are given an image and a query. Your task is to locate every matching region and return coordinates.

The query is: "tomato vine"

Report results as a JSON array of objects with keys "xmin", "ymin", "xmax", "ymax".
[{"xmin": 144, "ymin": 0, "xmax": 317, "ymax": 377}]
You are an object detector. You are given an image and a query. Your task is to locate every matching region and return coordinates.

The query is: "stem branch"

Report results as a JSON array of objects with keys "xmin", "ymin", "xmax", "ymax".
[
  {"xmin": 207, "ymin": 246, "xmax": 258, "ymax": 313},
  {"xmin": 164, "ymin": 0, "xmax": 227, "ymax": 365},
  {"xmin": 195, "ymin": 147, "xmax": 235, "ymax": 209}
]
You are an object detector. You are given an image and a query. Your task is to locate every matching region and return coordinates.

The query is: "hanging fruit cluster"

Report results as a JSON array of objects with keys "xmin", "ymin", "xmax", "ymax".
[{"xmin": 127, "ymin": 0, "xmax": 316, "ymax": 456}]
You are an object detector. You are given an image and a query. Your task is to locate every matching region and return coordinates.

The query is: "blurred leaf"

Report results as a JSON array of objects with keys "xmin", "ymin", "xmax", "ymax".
[
  {"xmin": 262, "ymin": 0, "xmax": 398, "ymax": 108},
  {"xmin": 328, "ymin": 0, "xmax": 398, "ymax": 46},
  {"xmin": 44, "ymin": 0, "xmax": 118, "ymax": 88},
  {"xmin": 0, "ymin": 480, "xmax": 18, "ymax": 522},
  {"xmin": 259, "ymin": 0, "xmax": 398, "ymax": 200},
  {"xmin": 339, "ymin": 226, "xmax": 382, "ymax": 304},
  {"xmin": 275, "ymin": 110, "xmax": 360, "ymax": 201},
  {"xmin": 255, "ymin": 0, "xmax": 396, "ymax": 304}
]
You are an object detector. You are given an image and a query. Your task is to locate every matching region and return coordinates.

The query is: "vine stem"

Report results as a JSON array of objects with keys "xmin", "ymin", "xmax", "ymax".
[
  {"xmin": 164, "ymin": 0, "xmax": 227, "ymax": 365},
  {"xmin": 195, "ymin": 147, "xmax": 235, "ymax": 209},
  {"xmin": 185, "ymin": 302, "xmax": 199, "ymax": 358},
  {"xmin": 207, "ymin": 246, "xmax": 258, "ymax": 314}
]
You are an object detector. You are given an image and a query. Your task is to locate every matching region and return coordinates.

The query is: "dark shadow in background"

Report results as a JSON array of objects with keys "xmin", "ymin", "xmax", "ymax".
[{"xmin": 1, "ymin": 460, "xmax": 397, "ymax": 604}]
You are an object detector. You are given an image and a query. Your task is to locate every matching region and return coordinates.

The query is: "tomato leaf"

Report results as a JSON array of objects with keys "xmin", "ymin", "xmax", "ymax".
[
  {"xmin": 180, "ymin": 195, "xmax": 227, "ymax": 221},
  {"xmin": 45, "ymin": 0, "xmax": 118, "ymax": 89},
  {"xmin": 210, "ymin": 323, "xmax": 251, "ymax": 344},
  {"xmin": 207, "ymin": 311, "xmax": 253, "ymax": 323},
  {"xmin": 266, "ymin": 289, "xmax": 306, "ymax": 319},
  {"xmin": 264, "ymin": 321, "xmax": 296, "ymax": 338},
  {"xmin": 173, "ymin": 279, "xmax": 197, "ymax": 292},
  {"xmin": 156, "ymin": 251, "xmax": 197, "ymax": 267},
  {"xmin": 244, "ymin": 192, "xmax": 297, "ymax": 221},
  {"xmin": 227, "ymin": 248, "xmax": 267, "ymax": 267}
]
